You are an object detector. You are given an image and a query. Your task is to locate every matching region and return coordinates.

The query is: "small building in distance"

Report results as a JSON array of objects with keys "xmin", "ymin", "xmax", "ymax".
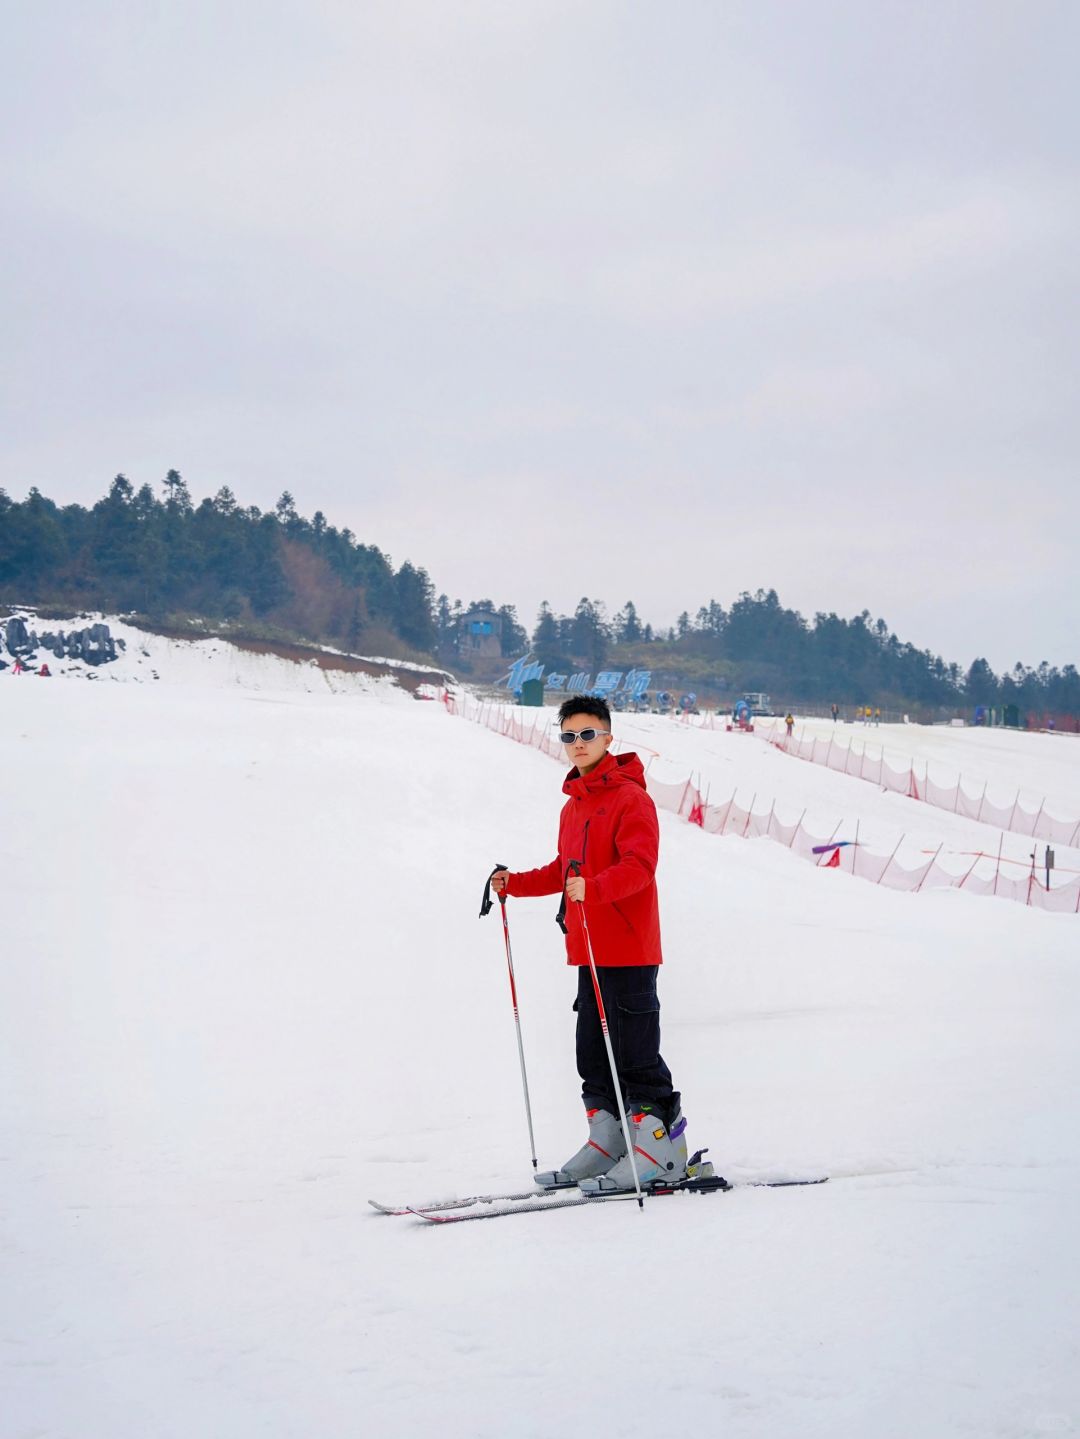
[{"xmin": 459, "ymin": 605, "xmax": 503, "ymax": 658}]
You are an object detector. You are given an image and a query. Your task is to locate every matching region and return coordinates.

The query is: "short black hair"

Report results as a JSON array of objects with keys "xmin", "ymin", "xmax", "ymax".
[{"xmin": 557, "ymin": 695, "xmax": 611, "ymax": 727}]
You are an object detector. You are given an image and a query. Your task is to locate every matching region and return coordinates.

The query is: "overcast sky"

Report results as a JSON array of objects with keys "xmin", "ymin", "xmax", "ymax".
[{"xmin": 2, "ymin": 1, "xmax": 1077, "ymax": 672}]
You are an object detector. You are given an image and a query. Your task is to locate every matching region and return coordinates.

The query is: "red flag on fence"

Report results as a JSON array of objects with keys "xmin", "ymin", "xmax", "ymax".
[
  {"xmin": 688, "ymin": 800, "xmax": 704, "ymax": 827},
  {"xmin": 824, "ymin": 847, "xmax": 841, "ymax": 868}
]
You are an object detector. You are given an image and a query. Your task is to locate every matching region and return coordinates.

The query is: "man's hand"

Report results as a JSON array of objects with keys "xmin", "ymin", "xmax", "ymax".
[
  {"xmin": 490, "ymin": 869, "xmax": 509, "ymax": 895},
  {"xmin": 565, "ymin": 874, "xmax": 586, "ymax": 903}
]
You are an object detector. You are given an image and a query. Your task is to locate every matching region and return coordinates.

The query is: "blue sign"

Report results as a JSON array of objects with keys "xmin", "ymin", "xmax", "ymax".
[
  {"xmin": 621, "ymin": 669, "xmax": 651, "ymax": 697},
  {"xmin": 501, "ymin": 656, "xmax": 651, "ymax": 698},
  {"xmin": 501, "ymin": 654, "xmax": 545, "ymax": 690}
]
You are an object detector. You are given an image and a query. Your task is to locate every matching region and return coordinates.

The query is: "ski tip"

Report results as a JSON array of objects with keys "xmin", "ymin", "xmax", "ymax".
[
  {"xmin": 765, "ymin": 1176, "xmax": 829, "ymax": 1188},
  {"xmin": 406, "ymin": 1206, "xmax": 449, "ymax": 1224}
]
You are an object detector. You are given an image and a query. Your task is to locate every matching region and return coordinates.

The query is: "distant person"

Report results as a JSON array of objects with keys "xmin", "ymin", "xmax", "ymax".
[
  {"xmin": 11, "ymin": 659, "xmax": 25, "ymax": 675},
  {"xmin": 864, "ymin": 705, "xmax": 872, "ymax": 723},
  {"xmin": 785, "ymin": 713, "xmax": 795, "ymax": 738},
  {"xmin": 873, "ymin": 707, "xmax": 881, "ymax": 727},
  {"xmin": 38, "ymin": 663, "xmax": 52, "ymax": 677},
  {"xmin": 830, "ymin": 703, "xmax": 839, "ymax": 723}
]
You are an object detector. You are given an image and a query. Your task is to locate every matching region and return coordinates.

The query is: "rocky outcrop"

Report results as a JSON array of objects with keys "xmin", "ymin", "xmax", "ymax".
[{"xmin": 2, "ymin": 615, "xmax": 123, "ymax": 668}]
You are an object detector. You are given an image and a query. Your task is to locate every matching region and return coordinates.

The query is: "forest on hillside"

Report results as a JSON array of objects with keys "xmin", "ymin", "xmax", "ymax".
[
  {"xmin": 0, "ymin": 474, "xmax": 443, "ymax": 660},
  {"xmin": 508, "ymin": 595, "xmax": 1080, "ymax": 716},
  {"xmin": 2, "ymin": 476, "xmax": 1077, "ymax": 716}
]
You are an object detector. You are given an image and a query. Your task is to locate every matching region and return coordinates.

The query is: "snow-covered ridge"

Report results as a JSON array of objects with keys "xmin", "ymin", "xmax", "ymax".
[{"xmin": 1, "ymin": 607, "xmax": 451, "ymax": 697}]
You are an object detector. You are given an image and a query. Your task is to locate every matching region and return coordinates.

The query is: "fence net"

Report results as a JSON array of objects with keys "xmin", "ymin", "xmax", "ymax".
[
  {"xmin": 446, "ymin": 693, "xmax": 1080, "ymax": 915},
  {"xmin": 753, "ymin": 717, "xmax": 1080, "ymax": 848}
]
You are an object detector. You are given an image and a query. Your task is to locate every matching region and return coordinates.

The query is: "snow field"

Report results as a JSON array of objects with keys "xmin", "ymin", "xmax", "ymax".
[{"xmin": 2, "ymin": 654, "xmax": 1079, "ymax": 1439}]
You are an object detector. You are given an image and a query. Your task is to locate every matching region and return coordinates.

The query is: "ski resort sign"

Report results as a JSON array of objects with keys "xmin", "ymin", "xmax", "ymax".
[{"xmin": 500, "ymin": 655, "xmax": 650, "ymax": 699}]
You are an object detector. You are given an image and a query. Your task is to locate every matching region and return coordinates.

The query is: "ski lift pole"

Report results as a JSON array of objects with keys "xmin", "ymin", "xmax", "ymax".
[
  {"xmin": 569, "ymin": 861, "xmax": 645, "ymax": 1211},
  {"xmin": 480, "ymin": 864, "xmax": 537, "ymax": 1170}
]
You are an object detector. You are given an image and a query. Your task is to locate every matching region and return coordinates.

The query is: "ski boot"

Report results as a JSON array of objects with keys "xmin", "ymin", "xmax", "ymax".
[
  {"xmin": 578, "ymin": 1105, "xmax": 688, "ymax": 1194},
  {"xmin": 534, "ymin": 1107, "xmax": 627, "ymax": 1189}
]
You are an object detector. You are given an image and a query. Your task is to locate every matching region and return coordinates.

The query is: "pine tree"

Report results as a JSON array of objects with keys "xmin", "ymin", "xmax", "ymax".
[
  {"xmin": 532, "ymin": 602, "xmax": 562, "ymax": 665},
  {"xmin": 394, "ymin": 562, "xmax": 436, "ymax": 650},
  {"xmin": 614, "ymin": 601, "xmax": 642, "ymax": 643},
  {"xmin": 496, "ymin": 604, "xmax": 528, "ymax": 655},
  {"xmin": 572, "ymin": 598, "xmax": 609, "ymax": 669}
]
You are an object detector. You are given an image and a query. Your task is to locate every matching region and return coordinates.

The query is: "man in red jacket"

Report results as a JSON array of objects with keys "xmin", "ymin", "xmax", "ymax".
[{"xmin": 491, "ymin": 696, "xmax": 686, "ymax": 1193}]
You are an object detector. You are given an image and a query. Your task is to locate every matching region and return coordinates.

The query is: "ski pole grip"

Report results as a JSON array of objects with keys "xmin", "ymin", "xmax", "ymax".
[
  {"xmin": 480, "ymin": 862, "xmax": 510, "ymax": 919},
  {"xmin": 556, "ymin": 859, "xmax": 582, "ymax": 934}
]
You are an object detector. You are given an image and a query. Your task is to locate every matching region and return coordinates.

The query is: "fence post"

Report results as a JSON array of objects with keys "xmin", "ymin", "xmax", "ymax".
[
  {"xmin": 877, "ymin": 832, "xmax": 906, "ymax": 885},
  {"xmin": 915, "ymin": 843, "xmax": 943, "ymax": 894},
  {"xmin": 975, "ymin": 782, "xmax": 987, "ymax": 823},
  {"xmin": 815, "ymin": 821, "xmax": 843, "ymax": 865},
  {"xmin": 851, "ymin": 819, "xmax": 860, "ymax": 873},
  {"xmin": 956, "ymin": 851, "xmax": 982, "ymax": 891},
  {"xmin": 789, "ymin": 808, "xmax": 807, "ymax": 848},
  {"xmin": 718, "ymin": 796, "xmax": 734, "ymax": 835},
  {"xmin": 992, "ymin": 832, "xmax": 1005, "ymax": 897}
]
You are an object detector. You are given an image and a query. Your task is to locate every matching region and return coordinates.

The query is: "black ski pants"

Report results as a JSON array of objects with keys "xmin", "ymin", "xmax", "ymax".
[{"xmin": 574, "ymin": 964, "xmax": 679, "ymax": 1126}]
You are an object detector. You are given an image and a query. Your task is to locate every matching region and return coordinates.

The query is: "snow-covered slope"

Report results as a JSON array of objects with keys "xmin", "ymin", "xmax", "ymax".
[
  {"xmin": 2, "ymin": 651, "xmax": 1078, "ymax": 1438},
  {"xmin": 1, "ymin": 607, "xmax": 446, "ymax": 695}
]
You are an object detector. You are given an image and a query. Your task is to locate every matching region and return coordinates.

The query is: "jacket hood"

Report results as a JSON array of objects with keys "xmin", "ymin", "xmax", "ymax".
[{"xmin": 563, "ymin": 749, "xmax": 647, "ymax": 799}]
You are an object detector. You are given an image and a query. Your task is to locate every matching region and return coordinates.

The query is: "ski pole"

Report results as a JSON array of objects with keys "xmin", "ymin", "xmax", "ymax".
[
  {"xmin": 480, "ymin": 863, "xmax": 537, "ymax": 1170},
  {"xmin": 569, "ymin": 861, "xmax": 644, "ymax": 1210}
]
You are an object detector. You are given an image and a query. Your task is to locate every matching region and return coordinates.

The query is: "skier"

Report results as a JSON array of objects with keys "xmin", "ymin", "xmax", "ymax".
[
  {"xmin": 785, "ymin": 712, "xmax": 794, "ymax": 738},
  {"xmin": 490, "ymin": 695, "xmax": 686, "ymax": 1193}
]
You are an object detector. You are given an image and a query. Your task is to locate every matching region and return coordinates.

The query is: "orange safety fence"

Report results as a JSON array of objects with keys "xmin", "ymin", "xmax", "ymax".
[
  {"xmin": 446, "ymin": 692, "xmax": 1080, "ymax": 915},
  {"xmin": 752, "ymin": 717, "xmax": 1080, "ymax": 848}
]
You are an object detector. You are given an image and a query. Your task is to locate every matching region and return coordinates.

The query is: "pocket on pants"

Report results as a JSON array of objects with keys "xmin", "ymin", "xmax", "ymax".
[
  {"xmin": 616, "ymin": 992, "xmax": 660, "ymax": 1016},
  {"xmin": 614, "ymin": 991, "xmax": 661, "ymax": 1067}
]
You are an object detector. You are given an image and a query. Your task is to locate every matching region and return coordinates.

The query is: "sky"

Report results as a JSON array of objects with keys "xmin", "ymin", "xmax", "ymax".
[{"xmin": 2, "ymin": 0, "xmax": 1077, "ymax": 673}]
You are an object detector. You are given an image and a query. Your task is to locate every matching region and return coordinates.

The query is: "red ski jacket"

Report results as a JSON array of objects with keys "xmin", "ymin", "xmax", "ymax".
[{"xmin": 506, "ymin": 750, "xmax": 662, "ymax": 967}]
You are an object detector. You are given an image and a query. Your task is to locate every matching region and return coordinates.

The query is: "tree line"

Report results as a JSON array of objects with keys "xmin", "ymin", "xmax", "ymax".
[
  {"xmin": 521, "ymin": 591, "xmax": 1080, "ymax": 716},
  {"xmin": 0, "ymin": 474, "xmax": 440, "ymax": 656},
  {"xmin": 2, "ymin": 478, "xmax": 1076, "ymax": 714}
]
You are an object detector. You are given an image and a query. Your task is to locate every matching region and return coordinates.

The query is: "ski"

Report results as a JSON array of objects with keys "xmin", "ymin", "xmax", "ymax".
[
  {"xmin": 405, "ymin": 1173, "xmax": 828, "ymax": 1224},
  {"xmin": 370, "ymin": 1156, "xmax": 828, "ymax": 1217},
  {"xmin": 368, "ymin": 1181, "xmax": 576, "ymax": 1216}
]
